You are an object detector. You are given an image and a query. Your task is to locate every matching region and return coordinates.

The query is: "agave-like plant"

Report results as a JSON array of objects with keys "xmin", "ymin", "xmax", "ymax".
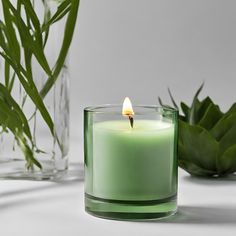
[{"xmin": 160, "ymin": 84, "xmax": 236, "ymax": 177}]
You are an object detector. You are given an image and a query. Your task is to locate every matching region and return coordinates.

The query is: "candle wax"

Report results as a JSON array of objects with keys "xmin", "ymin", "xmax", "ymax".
[{"xmin": 87, "ymin": 119, "xmax": 177, "ymax": 201}]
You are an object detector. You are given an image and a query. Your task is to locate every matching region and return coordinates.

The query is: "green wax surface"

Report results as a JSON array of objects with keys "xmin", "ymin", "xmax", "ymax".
[{"xmin": 91, "ymin": 120, "xmax": 176, "ymax": 201}]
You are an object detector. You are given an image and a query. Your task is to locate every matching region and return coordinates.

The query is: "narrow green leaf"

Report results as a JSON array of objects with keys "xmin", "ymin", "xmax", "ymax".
[
  {"xmin": 168, "ymin": 88, "xmax": 178, "ymax": 109},
  {"xmin": 189, "ymin": 83, "xmax": 204, "ymax": 125},
  {"xmin": 0, "ymin": 84, "xmax": 39, "ymax": 170},
  {"xmin": 5, "ymin": 0, "xmax": 52, "ymax": 76},
  {"xmin": 8, "ymin": 73, "xmax": 16, "ymax": 93},
  {"xmin": 20, "ymin": 0, "xmax": 43, "ymax": 47},
  {"xmin": 0, "ymin": 23, "xmax": 15, "ymax": 59},
  {"xmin": 0, "ymin": 52, "xmax": 55, "ymax": 136},
  {"xmin": 1, "ymin": 1, "xmax": 21, "ymax": 62},
  {"xmin": 16, "ymin": 131, "xmax": 42, "ymax": 170},
  {"xmin": 180, "ymin": 102, "xmax": 189, "ymax": 121},
  {"xmin": 40, "ymin": 0, "xmax": 80, "ymax": 98},
  {"xmin": 0, "ymin": 100, "xmax": 23, "ymax": 129},
  {"xmin": 42, "ymin": 1, "xmax": 51, "ymax": 47},
  {"xmin": 0, "ymin": 83, "xmax": 32, "ymax": 140},
  {"xmin": 4, "ymin": 61, "xmax": 10, "ymax": 88},
  {"xmin": 158, "ymin": 96, "xmax": 175, "ymax": 110},
  {"xmin": 158, "ymin": 97, "xmax": 164, "ymax": 106},
  {"xmin": 42, "ymin": 0, "xmax": 71, "ymax": 32}
]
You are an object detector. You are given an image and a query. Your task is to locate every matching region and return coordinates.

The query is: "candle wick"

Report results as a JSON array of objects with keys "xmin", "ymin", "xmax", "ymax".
[{"xmin": 128, "ymin": 116, "xmax": 134, "ymax": 128}]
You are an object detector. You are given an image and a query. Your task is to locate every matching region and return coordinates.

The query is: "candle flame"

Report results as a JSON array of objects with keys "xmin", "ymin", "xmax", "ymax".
[{"xmin": 122, "ymin": 97, "xmax": 134, "ymax": 116}]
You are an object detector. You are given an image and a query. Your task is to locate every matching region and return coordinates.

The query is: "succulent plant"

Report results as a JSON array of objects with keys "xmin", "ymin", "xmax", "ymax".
[{"xmin": 160, "ymin": 84, "xmax": 236, "ymax": 177}]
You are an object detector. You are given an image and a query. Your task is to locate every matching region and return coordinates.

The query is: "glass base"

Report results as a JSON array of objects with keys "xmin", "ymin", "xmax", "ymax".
[
  {"xmin": 0, "ymin": 158, "xmax": 68, "ymax": 180},
  {"xmin": 85, "ymin": 193, "xmax": 177, "ymax": 221}
]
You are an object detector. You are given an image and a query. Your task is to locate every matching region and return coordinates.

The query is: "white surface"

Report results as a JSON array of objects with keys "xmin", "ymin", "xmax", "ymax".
[{"xmin": 0, "ymin": 139, "xmax": 236, "ymax": 236}]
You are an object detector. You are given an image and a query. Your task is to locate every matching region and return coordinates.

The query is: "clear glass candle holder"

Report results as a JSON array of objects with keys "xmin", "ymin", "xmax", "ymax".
[{"xmin": 84, "ymin": 105, "xmax": 178, "ymax": 220}]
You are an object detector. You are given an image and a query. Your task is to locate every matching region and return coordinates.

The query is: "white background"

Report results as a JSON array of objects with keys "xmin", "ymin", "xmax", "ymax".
[{"xmin": 69, "ymin": 0, "xmax": 236, "ymax": 162}]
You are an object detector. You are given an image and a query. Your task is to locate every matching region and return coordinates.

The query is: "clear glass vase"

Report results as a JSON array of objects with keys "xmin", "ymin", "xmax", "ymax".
[{"xmin": 0, "ymin": 0, "xmax": 78, "ymax": 180}]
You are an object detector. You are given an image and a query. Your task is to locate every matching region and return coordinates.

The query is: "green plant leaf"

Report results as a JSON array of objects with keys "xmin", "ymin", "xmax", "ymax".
[
  {"xmin": 0, "ymin": 21, "xmax": 18, "ymax": 62},
  {"xmin": 179, "ymin": 159, "xmax": 216, "ymax": 177},
  {"xmin": 8, "ymin": 72, "xmax": 16, "ymax": 93},
  {"xmin": 198, "ymin": 102, "xmax": 223, "ymax": 130},
  {"xmin": 20, "ymin": 0, "xmax": 43, "ymax": 48},
  {"xmin": 0, "ymin": 83, "xmax": 41, "ymax": 169},
  {"xmin": 40, "ymin": 0, "xmax": 80, "ymax": 98},
  {"xmin": 5, "ymin": 0, "xmax": 52, "ymax": 76},
  {"xmin": 0, "ymin": 83, "xmax": 32, "ymax": 140},
  {"xmin": 180, "ymin": 102, "xmax": 189, "ymax": 120},
  {"xmin": 42, "ymin": 0, "xmax": 51, "ymax": 47},
  {"xmin": 168, "ymin": 88, "xmax": 178, "ymax": 109},
  {"xmin": 225, "ymin": 103, "xmax": 236, "ymax": 115},
  {"xmin": 210, "ymin": 112, "xmax": 236, "ymax": 141},
  {"xmin": 158, "ymin": 97, "xmax": 175, "ymax": 110},
  {"xmin": 179, "ymin": 120, "xmax": 219, "ymax": 171},
  {"xmin": 1, "ymin": 1, "xmax": 21, "ymax": 62},
  {"xmin": 4, "ymin": 61, "xmax": 10, "ymax": 88},
  {"xmin": 162, "ymin": 84, "xmax": 236, "ymax": 177},
  {"xmin": 218, "ymin": 144, "xmax": 236, "ymax": 175},
  {"xmin": 218, "ymin": 123, "xmax": 236, "ymax": 157},
  {"xmin": 0, "ymin": 52, "xmax": 54, "ymax": 136},
  {"xmin": 42, "ymin": 0, "xmax": 72, "ymax": 33},
  {"xmin": 189, "ymin": 83, "xmax": 204, "ymax": 125},
  {"xmin": 197, "ymin": 97, "xmax": 212, "ymax": 118},
  {"xmin": 16, "ymin": 130, "xmax": 42, "ymax": 170}
]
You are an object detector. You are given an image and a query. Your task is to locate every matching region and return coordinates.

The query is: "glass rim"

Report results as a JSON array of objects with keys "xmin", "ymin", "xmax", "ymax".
[{"xmin": 84, "ymin": 104, "xmax": 178, "ymax": 115}]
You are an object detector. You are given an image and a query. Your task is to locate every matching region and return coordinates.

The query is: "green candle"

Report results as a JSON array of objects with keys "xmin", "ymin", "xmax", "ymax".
[
  {"xmin": 92, "ymin": 120, "xmax": 176, "ymax": 201},
  {"xmin": 84, "ymin": 103, "xmax": 178, "ymax": 220}
]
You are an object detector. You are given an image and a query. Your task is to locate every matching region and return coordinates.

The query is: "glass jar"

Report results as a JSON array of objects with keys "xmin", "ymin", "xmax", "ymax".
[{"xmin": 84, "ymin": 105, "xmax": 178, "ymax": 220}]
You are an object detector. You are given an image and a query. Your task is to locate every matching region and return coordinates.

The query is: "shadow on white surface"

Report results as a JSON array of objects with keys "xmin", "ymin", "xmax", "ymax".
[
  {"xmin": 159, "ymin": 205, "xmax": 236, "ymax": 225},
  {"xmin": 0, "ymin": 162, "xmax": 84, "ymax": 198},
  {"xmin": 57, "ymin": 162, "xmax": 84, "ymax": 182},
  {"xmin": 183, "ymin": 174, "xmax": 236, "ymax": 186},
  {"xmin": 0, "ymin": 163, "xmax": 84, "ymax": 213}
]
